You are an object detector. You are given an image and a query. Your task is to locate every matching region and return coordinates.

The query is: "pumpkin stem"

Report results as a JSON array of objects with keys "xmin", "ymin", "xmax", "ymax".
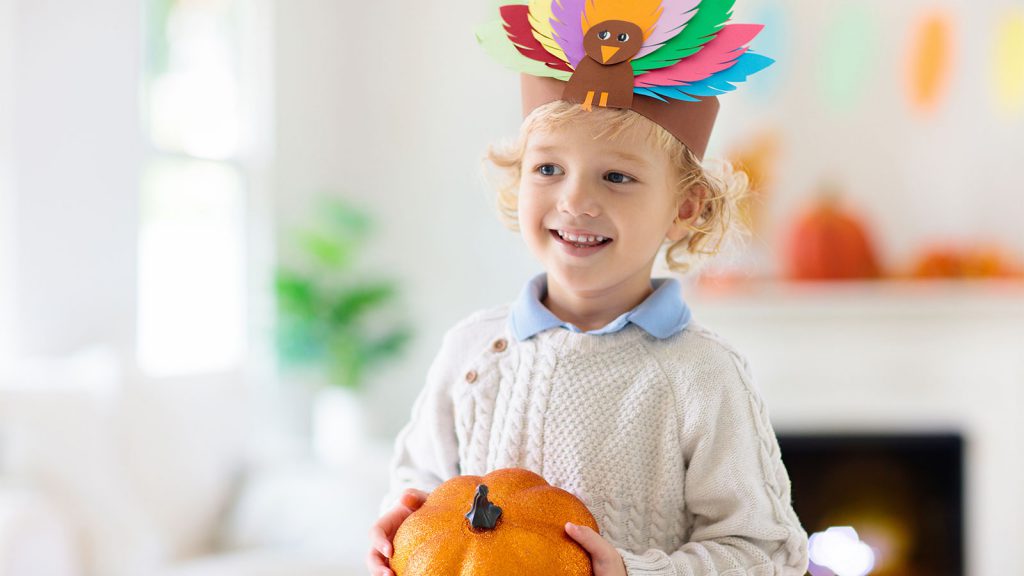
[{"xmin": 465, "ymin": 484, "xmax": 502, "ymax": 531}]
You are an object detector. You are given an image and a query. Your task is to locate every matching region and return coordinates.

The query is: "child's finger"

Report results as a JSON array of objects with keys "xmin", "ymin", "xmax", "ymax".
[
  {"xmin": 400, "ymin": 488, "xmax": 429, "ymax": 509},
  {"xmin": 566, "ymin": 523, "xmax": 627, "ymax": 575},
  {"xmin": 368, "ymin": 523, "xmax": 394, "ymax": 558},
  {"xmin": 565, "ymin": 522, "xmax": 608, "ymax": 556},
  {"xmin": 380, "ymin": 502, "xmax": 418, "ymax": 538},
  {"xmin": 367, "ymin": 490, "xmax": 431, "ymax": 575},
  {"xmin": 369, "ymin": 506, "xmax": 411, "ymax": 555},
  {"xmin": 365, "ymin": 547, "xmax": 392, "ymax": 575}
]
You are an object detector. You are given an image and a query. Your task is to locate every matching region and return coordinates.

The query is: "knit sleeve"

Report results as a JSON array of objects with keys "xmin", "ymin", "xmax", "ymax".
[
  {"xmin": 618, "ymin": 348, "xmax": 809, "ymax": 576},
  {"xmin": 380, "ymin": 328, "xmax": 462, "ymax": 514}
]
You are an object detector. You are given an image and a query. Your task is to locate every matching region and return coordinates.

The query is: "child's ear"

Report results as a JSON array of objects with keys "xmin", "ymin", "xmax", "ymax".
[{"xmin": 666, "ymin": 185, "xmax": 708, "ymax": 242}]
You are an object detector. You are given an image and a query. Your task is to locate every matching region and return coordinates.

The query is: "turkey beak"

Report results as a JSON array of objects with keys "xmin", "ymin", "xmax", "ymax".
[{"xmin": 601, "ymin": 45, "xmax": 620, "ymax": 63}]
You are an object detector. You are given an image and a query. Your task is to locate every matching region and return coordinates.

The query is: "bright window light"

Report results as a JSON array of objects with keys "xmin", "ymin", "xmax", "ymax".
[
  {"xmin": 147, "ymin": 0, "xmax": 240, "ymax": 159},
  {"xmin": 150, "ymin": 68, "xmax": 238, "ymax": 160},
  {"xmin": 137, "ymin": 158, "xmax": 245, "ymax": 376},
  {"xmin": 139, "ymin": 0, "xmax": 249, "ymax": 377}
]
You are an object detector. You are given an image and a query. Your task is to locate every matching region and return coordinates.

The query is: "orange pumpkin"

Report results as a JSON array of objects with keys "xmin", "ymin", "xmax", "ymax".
[
  {"xmin": 963, "ymin": 246, "xmax": 1021, "ymax": 278},
  {"xmin": 911, "ymin": 246, "xmax": 962, "ymax": 278},
  {"xmin": 911, "ymin": 244, "xmax": 1022, "ymax": 279},
  {"xmin": 784, "ymin": 192, "xmax": 882, "ymax": 281},
  {"xmin": 391, "ymin": 468, "xmax": 599, "ymax": 576}
]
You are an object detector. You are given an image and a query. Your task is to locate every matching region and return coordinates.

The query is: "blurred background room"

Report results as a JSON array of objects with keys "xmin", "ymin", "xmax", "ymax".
[{"xmin": 0, "ymin": 0, "xmax": 1022, "ymax": 575}]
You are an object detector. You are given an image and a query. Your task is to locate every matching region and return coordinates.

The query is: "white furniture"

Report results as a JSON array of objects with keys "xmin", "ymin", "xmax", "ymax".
[
  {"xmin": 0, "ymin": 351, "xmax": 394, "ymax": 576},
  {"xmin": 0, "ymin": 483, "xmax": 81, "ymax": 576}
]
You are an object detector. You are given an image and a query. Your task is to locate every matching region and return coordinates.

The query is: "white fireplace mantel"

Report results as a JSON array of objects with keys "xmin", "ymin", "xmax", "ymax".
[{"xmin": 689, "ymin": 280, "xmax": 1024, "ymax": 576}]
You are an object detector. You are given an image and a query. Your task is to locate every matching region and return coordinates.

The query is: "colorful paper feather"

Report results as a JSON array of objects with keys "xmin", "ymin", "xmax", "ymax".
[
  {"xmin": 582, "ymin": 0, "xmax": 664, "ymax": 40},
  {"xmin": 633, "ymin": 0, "xmax": 737, "ymax": 74},
  {"xmin": 634, "ymin": 52, "xmax": 774, "ymax": 102},
  {"xmin": 477, "ymin": 0, "xmax": 771, "ymax": 104},
  {"xmin": 636, "ymin": 23, "xmax": 763, "ymax": 87},
  {"xmin": 501, "ymin": 5, "xmax": 574, "ymax": 73},
  {"xmin": 528, "ymin": 0, "xmax": 571, "ymax": 66},
  {"xmin": 476, "ymin": 16, "xmax": 572, "ymax": 80},
  {"xmin": 635, "ymin": 0, "xmax": 701, "ymax": 59},
  {"xmin": 551, "ymin": 0, "xmax": 587, "ymax": 68}
]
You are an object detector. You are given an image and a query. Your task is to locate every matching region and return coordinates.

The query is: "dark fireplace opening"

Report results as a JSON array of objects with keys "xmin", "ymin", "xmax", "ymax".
[{"xmin": 777, "ymin": 432, "xmax": 965, "ymax": 576}]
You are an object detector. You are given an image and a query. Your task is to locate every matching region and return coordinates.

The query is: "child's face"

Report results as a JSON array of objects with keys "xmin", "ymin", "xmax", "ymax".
[{"xmin": 518, "ymin": 118, "xmax": 689, "ymax": 298}]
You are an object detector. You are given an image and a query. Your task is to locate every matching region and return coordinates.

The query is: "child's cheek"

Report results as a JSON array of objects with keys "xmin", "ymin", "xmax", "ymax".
[{"xmin": 517, "ymin": 190, "xmax": 543, "ymax": 232}]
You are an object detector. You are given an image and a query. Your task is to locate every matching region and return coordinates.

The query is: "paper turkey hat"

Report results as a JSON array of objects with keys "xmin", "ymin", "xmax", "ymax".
[{"xmin": 476, "ymin": 0, "xmax": 774, "ymax": 160}]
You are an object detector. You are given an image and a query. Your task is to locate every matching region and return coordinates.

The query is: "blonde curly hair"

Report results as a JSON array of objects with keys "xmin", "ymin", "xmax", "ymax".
[{"xmin": 483, "ymin": 100, "xmax": 750, "ymax": 275}]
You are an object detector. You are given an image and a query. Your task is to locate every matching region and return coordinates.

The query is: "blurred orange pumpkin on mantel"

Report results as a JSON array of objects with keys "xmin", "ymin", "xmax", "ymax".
[
  {"xmin": 911, "ymin": 244, "xmax": 1023, "ymax": 279},
  {"xmin": 391, "ymin": 468, "xmax": 599, "ymax": 576},
  {"xmin": 783, "ymin": 188, "xmax": 883, "ymax": 281}
]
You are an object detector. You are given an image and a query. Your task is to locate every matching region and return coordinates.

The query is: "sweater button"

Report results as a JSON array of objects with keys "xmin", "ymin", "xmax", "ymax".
[
  {"xmin": 491, "ymin": 338, "xmax": 508, "ymax": 352},
  {"xmin": 465, "ymin": 370, "xmax": 478, "ymax": 384}
]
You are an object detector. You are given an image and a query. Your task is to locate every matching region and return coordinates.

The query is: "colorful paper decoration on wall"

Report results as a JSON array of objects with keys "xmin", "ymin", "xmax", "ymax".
[
  {"xmin": 907, "ymin": 11, "xmax": 954, "ymax": 114},
  {"xmin": 820, "ymin": 3, "xmax": 878, "ymax": 112},
  {"xmin": 746, "ymin": 3, "xmax": 785, "ymax": 101},
  {"xmin": 728, "ymin": 129, "xmax": 780, "ymax": 237},
  {"xmin": 993, "ymin": 9, "xmax": 1024, "ymax": 116}
]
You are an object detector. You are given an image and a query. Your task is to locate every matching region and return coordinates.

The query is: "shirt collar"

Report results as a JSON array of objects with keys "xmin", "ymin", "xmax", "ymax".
[{"xmin": 508, "ymin": 273, "xmax": 691, "ymax": 341}]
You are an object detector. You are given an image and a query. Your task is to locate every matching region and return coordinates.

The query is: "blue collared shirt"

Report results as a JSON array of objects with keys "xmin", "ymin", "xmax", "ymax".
[{"xmin": 508, "ymin": 273, "xmax": 692, "ymax": 341}]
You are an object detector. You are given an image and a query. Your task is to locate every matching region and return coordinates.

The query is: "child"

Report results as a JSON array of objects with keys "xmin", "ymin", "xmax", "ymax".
[{"xmin": 368, "ymin": 2, "xmax": 809, "ymax": 574}]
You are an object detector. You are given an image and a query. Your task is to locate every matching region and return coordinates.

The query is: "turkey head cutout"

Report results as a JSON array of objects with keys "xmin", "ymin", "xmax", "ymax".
[{"xmin": 564, "ymin": 20, "xmax": 644, "ymax": 111}]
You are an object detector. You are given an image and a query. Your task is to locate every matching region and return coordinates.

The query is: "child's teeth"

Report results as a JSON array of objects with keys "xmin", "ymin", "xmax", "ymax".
[{"xmin": 556, "ymin": 230, "xmax": 609, "ymax": 245}]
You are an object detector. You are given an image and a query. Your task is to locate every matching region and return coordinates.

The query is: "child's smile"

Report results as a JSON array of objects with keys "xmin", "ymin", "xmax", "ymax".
[
  {"xmin": 549, "ymin": 228, "xmax": 613, "ymax": 256},
  {"xmin": 517, "ymin": 114, "xmax": 694, "ymax": 330}
]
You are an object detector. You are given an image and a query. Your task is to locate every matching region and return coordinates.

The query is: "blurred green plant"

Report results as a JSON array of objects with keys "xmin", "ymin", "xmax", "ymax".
[{"xmin": 275, "ymin": 196, "xmax": 412, "ymax": 391}]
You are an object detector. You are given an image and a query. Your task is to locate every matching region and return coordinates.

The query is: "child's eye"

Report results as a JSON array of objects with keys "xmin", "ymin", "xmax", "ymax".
[
  {"xmin": 605, "ymin": 171, "xmax": 635, "ymax": 184},
  {"xmin": 537, "ymin": 164, "xmax": 564, "ymax": 176}
]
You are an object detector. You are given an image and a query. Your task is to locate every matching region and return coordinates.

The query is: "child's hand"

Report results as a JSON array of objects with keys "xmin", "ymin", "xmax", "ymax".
[
  {"xmin": 366, "ymin": 488, "xmax": 429, "ymax": 576},
  {"xmin": 565, "ymin": 522, "xmax": 628, "ymax": 576}
]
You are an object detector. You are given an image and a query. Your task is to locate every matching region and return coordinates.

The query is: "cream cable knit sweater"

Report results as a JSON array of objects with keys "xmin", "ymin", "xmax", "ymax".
[{"xmin": 386, "ymin": 305, "xmax": 809, "ymax": 575}]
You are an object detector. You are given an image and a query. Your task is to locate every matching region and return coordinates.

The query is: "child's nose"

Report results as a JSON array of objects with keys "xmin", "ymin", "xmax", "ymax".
[{"xmin": 557, "ymin": 179, "xmax": 600, "ymax": 218}]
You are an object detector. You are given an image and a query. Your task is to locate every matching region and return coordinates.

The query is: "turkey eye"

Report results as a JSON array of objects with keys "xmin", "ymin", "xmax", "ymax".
[
  {"xmin": 598, "ymin": 30, "xmax": 610, "ymax": 40},
  {"xmin": 618, "ymin": 33, "xmax": 629, "ymax": 42}
]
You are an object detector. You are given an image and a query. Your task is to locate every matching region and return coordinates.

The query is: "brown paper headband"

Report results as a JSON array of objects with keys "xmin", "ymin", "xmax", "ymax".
[{"xmin": 520, "ymin": 74, "xmax": 720, "ymax": 161}]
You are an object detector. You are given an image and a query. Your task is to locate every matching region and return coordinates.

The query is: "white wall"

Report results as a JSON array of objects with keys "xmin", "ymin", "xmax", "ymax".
[
  {"xmin": 273, "ymin": 0, "xmax": 540, "ymax": 436},
  {"xmin": 0, "ymin": 0, "xmax": 15, "ymax": 359},
  {"xmin": 11, "ymin": 0, "xmax": 141, "ymax": 359}
]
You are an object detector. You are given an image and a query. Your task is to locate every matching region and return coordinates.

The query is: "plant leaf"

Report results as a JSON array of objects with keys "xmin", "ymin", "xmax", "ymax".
[
  {"xmin": 275, "ymin": 271, "xmax": 320, "ymax": 317},
  {"xmin": 361, "ymin": 327, "xmax": 413, "ymax": 367},
  {"xmin": 298, "ymin": 229, "xmax": 355, "ymax": 269},
  {"xmin": 328, "ymin": 282, "xmax": 397, "ymax": 327},
  {"xmin": 321, "ymin": 197, "xmax": 373, "ymax": 239}
]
